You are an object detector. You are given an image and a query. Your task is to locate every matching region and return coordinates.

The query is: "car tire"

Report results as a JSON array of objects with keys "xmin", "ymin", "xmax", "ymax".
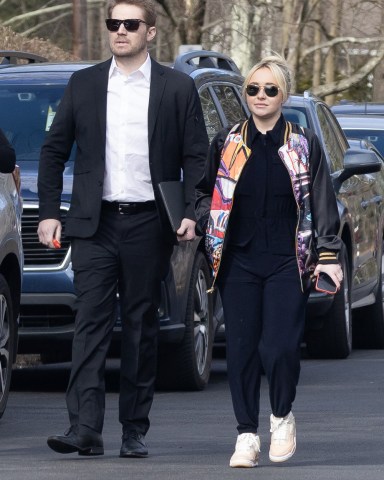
[
  {"xmin": 156, "ymin": 251, "xmax": 213, "ymax": 391},
  {"xmin": 306, "ymin": 247, "xmax": 352, "ymax": 359},
  {"xmin": 353, "ymin": 243, "xmax": 384, "ymax": 348},
  {"xmin": 0, "ymin": 274, "xmax": 15, "ymax": 418}
]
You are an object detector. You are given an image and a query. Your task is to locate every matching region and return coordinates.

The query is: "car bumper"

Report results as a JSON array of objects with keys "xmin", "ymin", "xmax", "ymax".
[{"xmin": 18, "ymin": 267, "xmax": 185, "ymax": 354}]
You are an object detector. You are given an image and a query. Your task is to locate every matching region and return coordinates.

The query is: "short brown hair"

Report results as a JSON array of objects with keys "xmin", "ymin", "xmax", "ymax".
[{"xmin": 107, "ymin": 0, "xmax": 157, "ymax": 26}]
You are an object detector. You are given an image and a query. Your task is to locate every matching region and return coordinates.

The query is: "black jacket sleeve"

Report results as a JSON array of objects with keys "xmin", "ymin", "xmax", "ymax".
[
  {"xmin": 0, "ymin": 129, "xmax": 16, "ymax": 174},
  {"xmin": 306, "ymin": 127, "xmax": 342, "ymax": 255}
]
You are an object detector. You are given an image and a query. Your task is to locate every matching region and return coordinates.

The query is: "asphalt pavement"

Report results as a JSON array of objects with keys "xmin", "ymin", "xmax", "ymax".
[{"xmin": 1, "ymin": 350, "xmax": 384, "ymax": 480}]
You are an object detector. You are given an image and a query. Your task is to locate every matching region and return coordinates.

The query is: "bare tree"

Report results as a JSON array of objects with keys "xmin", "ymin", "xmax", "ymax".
[
  {"xmin": 73, "ymin": 0, "xmax": 88, "ymax": 59},
  {"xmin": 3, "ymin": 0, "xmax": 384, "ymax": 100},
  {"xmin": 155, "ymin": 0, "xmax": 207, "ymax": 58}
]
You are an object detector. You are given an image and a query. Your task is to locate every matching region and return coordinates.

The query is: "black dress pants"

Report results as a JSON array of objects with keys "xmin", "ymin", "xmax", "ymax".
[
  {"xmin": 217, "ymin": 246, "xmax": 309, "ymax": 434},
  {"xmin": 67, "ymin": 207, "xmax": 172, "ymax": 436}
]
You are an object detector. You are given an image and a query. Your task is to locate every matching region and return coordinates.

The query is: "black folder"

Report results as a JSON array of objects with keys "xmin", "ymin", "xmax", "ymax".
[{"xmin": 158, "ymin": 181, "xmax": 185, "ymax": 233}]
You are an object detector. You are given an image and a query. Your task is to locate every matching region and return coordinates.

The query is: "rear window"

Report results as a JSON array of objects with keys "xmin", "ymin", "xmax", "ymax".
[{"xmin": 342, "ymin": 128, "xmax": 384, "ymax": 157}]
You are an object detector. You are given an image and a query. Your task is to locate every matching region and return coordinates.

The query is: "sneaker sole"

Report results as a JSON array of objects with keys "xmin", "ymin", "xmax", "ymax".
[
  {"xmin": 229, "ymin": 459, "xmax": 258, "ymax": 468},
  {"xmin": 269, "ymin": 440, "xmax": 296, "ymax": 463}
]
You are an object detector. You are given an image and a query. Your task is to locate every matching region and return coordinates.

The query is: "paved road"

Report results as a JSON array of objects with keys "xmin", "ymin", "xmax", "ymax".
[{"xmin": 1, "ymin": 350, "xmax": 384, "ymax": 480}]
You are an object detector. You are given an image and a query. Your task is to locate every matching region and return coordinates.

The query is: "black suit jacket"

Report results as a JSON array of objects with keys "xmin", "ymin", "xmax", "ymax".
[{"xmin": 38, "ymin": 57, "xmax": 209, "ymax": 242}]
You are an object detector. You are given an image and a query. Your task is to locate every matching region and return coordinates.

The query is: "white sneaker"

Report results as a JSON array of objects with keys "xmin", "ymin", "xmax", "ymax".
[
  {"xmin": 269, "ymin": 411, "xmax": 296, "ymax": 462},
  {"xmin": 229, "ymin": 432, "xmax": 260, "ymax": 468}
]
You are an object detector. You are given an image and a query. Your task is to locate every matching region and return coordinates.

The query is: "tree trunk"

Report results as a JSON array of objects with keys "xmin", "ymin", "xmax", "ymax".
[
  {"xmin": 73, "ymin": 0, "xmax": 88, "ymax": 59},
  {"xmin": 325, "ymin": 0, "xmax": 342, "ymax": 105},
  {"xmin": 312, "ymin": 1, "xmax": 322, "ymax": 88},
  {"xmin": 372, "ymin": 2, "xmax": 384, "ymax": 101}
]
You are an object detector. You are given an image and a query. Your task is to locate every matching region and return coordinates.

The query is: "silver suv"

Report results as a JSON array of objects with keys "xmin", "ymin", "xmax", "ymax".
[{"xmin": 0, "ymin": 129, "xmax": 23, "ymax": 418}]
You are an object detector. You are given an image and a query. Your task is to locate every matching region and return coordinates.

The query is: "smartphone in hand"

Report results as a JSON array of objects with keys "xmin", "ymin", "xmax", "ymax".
[{"xmin": 315, "ymin": 272, "xmax": 338, "ymax": 295}]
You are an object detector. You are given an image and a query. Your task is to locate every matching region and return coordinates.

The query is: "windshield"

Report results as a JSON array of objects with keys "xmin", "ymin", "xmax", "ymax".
[{"xmin": 0, "ymin": 84, "xmax": 72, "ymax": 162}]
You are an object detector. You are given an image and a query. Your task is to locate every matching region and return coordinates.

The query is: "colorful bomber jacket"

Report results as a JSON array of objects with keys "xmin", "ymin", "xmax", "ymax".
[{"xmin": 195, "ymin": 117, "xmax": 341, "ymax": 292}]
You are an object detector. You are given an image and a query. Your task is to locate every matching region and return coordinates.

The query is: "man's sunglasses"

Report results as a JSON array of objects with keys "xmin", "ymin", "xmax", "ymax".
[
  {"xmin": 246, "ymin": 84, "xmax": 280, "ymax": 97},
  {"xmin": 105, "ymin": 18, "xmax": 149, "ymax": 32}
]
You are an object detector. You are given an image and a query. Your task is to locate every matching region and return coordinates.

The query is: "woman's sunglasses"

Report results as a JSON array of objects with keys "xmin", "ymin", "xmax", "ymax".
[
  {"xmin": 246, "ymin": 84, "xmax": 280, "ymax": 97},
  {"xmin": 105, "ymin": 18, "xmax": 148, "ymax": 32}
]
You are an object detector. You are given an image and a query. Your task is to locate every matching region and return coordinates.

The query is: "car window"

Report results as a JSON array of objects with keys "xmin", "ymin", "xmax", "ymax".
[
  {"xmin": 282, "ymin": 107, "xmax": 309, "ymax": 128},
  {"xmin": 212, "ymin": 84, "xmax": 246, "ymax": 127},
  {"xmin": 343, "ymin": 129, "xmax": 384, "ymax": 157},
  {"xmin": 199, "ymin": 87, "xmax": 222, "ymax": 142},
  {"xmin": 0, "ymin": 85, "xmax": 67, "ymax": 161},
  {"xmin": 316, "ymin": 104, "xmax": 345, "ymax": 172}
]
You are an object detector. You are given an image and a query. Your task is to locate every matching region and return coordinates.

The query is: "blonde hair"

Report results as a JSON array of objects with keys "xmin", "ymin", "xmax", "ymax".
[{"xmin": 242, "ymin": 54, "xmax": 293, "ymax": 102}]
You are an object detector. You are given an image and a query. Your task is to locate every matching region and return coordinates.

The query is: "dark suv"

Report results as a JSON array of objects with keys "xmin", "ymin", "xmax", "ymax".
[
  {"xmin": 0, "ymin": 50, "xmax": 247, "ymax": 391},
  {"xmin": 283, "ymin": 94, "xmax": 384, "ymax": 358}
]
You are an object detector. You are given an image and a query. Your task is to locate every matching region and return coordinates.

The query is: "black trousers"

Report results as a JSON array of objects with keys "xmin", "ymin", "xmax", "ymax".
[
  {"xmin": 66, "ymin": 207, "xmax": 172, "ymax": 436},
  {"xmin": 217, "ymin": 245, "xmax": 309, "ymax": 434}
]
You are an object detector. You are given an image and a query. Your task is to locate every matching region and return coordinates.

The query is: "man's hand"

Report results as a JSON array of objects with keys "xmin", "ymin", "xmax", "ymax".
[
  {"xmin": 176, "ymin": 218, "xmax": 196, "ymax": 242},
  {"xmin": 37, "ymin": 219, "xmax": 62, "ymax": 248}
]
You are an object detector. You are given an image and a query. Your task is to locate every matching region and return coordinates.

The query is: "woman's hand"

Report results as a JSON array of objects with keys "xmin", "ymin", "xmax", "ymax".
[{"xmin": 313, "ymin": 263, "xmax": 343, "ymax": 290}]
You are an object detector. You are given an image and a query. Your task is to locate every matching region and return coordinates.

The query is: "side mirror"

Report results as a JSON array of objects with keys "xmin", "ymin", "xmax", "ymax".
[{"xmin": 333, "ymin": 148, "xmax": 382, "ymax": 188}]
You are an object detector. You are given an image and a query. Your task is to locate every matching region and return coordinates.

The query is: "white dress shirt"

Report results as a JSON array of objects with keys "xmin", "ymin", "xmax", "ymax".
[{"xmin": 103, "ymin": 54, "xmax": 154, "ymax": 202}]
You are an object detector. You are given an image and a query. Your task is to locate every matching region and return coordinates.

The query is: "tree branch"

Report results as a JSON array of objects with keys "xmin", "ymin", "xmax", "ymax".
[
  {"xmin": 154, "ymin": 0, "xmax": 178, "ymax": 28},
  {"xmin": 312, "ymin": 43, "xmax": 384, "ymax": 97},
  {"xmin": 20, "ymin": 12, "xmax": 71, "ymax": 37},
  {"xmin": 3, "ymin": 0, "xmax": 102, "ymax": 26},
  {"xmin": 303, "ymin": 35, "xmax": 384, "ymax": 57}
]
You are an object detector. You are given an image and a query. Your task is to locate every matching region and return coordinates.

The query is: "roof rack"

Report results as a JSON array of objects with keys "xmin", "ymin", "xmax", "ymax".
[
  {"xmin": 0, "ymin": 50, "xmax": 48, "ymax": 65},
  {"xmin": 174, "ymin": 50, "xmax": 241, "ymax": 75}
]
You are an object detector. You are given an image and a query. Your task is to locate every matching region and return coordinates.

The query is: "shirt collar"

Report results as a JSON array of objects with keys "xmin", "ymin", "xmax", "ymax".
[
  {"xmin": 247, "ymin": 114, "xmax": 285, "ymax": 146},
  {"xmin": 109, "ymin": 53, "xmax": 152, "ymax": 82}
]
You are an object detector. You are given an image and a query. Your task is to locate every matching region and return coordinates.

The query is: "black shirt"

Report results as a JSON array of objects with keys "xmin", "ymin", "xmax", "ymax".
[{"xmin": 227, "ymin": 115, "xmax": 297, "ymax": 255}]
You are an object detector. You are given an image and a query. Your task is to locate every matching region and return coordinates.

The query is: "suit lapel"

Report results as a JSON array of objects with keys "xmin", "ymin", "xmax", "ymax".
[
  {"xmin": 94, "ymin": 59, "xmax": 111, "ymax": 149},
  {"xmin": 148, "ymin": 59, "xmax": 167, "ymax": 144}
]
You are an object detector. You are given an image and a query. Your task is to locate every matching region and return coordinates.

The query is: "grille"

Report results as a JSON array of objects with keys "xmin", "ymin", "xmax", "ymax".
[
  {"xmin": 22, "ymin": 204, "xmax": 71, "ymax": 268},
  {"xmin": 19, "ymin": 304, "xmax": 75, "ymax": 328}
]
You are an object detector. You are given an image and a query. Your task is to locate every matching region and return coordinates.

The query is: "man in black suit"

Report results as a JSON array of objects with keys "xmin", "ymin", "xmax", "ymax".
[{"xmin": 38, "ymin": 0, "xmax": 208, "ymax": 458}]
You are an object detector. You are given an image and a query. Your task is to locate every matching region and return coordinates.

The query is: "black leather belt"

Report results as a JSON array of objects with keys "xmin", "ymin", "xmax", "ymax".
[{"xmin": 101, "ymin": 200, "xmax": 156, "ymax": 215}]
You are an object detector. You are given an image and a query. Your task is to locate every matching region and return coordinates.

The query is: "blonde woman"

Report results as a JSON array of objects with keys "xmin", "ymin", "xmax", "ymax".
[{"xmin": 195, "ymin": 55, "xmax": 342, "ymax": 468}]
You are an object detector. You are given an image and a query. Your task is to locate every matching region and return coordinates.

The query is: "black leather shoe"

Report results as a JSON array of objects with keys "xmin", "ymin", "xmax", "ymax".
[
  {"xmin": 47, "ymin": 426, "xmax": 104, "ymax": 456},
  {"xmin": 120, "ymin": 431, "xmax": 148, "ymax": 458}
]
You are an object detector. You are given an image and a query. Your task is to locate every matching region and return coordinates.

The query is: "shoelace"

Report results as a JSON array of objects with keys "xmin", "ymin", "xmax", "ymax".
[
  {"xmin": 270, "ymin": 417, "xmax": 292, "ymax": 440},
  {"xmin": 122, "ymin": 430, "xmax": 144, "ymax": 442},
  {"xmin": 237, "ymin": 433, "xmax": 260, "ymax": 450}
]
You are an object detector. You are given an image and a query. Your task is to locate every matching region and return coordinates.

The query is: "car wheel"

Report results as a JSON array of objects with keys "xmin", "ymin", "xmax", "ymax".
[
  {"xmin": 156, "ymin": 251, "xmax": 213, "ymax": 390},
  {"xmin": 0, "ymin": 274, "xmax": 15, "ymax": 418},
  {"xmin": 306, "ymin": 247, "xmax": 352, "ymax": 359},
  {"xmin": 353, "ymin": 244, "xmax": 384, "ymax": 348}
]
